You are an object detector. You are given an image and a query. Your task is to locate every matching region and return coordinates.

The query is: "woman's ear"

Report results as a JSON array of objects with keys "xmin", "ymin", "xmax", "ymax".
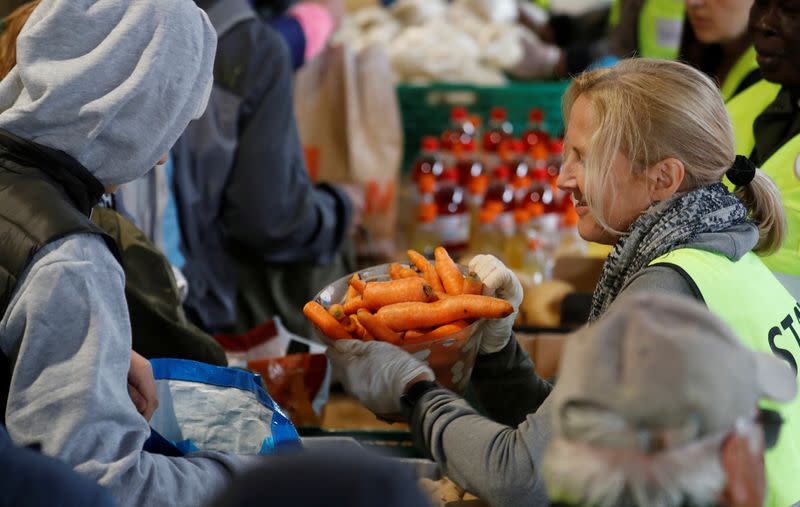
[{"xmin": 647, "ymin": 157, "xmax": 685, "ymax": 201}]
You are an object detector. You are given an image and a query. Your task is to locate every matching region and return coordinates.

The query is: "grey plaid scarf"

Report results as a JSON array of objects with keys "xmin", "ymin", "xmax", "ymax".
[{"xmin": 589, "ymin": 183, "xmax": 748, "ymax": 321}]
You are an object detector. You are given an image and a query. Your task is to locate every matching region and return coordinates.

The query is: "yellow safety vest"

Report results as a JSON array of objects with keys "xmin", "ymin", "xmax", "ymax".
[
  {"xmin": 720, "ymin": 46, "xmax": 759, "ymax": 103},
  {"xmin": 651, "ymin": 248, "xmax": 800, "ymax": 507},
  {"xmin": 610, "ymin": 0, "xmax": 685, "ymax": 59},
  {"xmin": 726, "ymin": 80, "xmax": 800, "ymax": 279}
]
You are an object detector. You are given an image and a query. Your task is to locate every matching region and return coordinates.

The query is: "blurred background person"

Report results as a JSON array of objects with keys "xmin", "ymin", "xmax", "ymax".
[
  {"xmin": 544, "ymin": 292, "xmax": 796, "ymax": 507},
  {"xmin": 680, "ymin": 0, "xmax": 758, "ymax": 102},
  {"xmin": 725, "ymin": 0, "xmax": 800, "ymax": 300},
  {"xmin": 174, "ymin": 0, "xmax": 362, "ymax": 337}
]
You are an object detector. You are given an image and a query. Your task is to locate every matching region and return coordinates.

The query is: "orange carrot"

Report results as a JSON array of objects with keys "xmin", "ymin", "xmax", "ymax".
[
  {"xmin": 377, "ymin": 295, "xmax": 513, "ymax": 331},
  {"xmin": 389, "ymin": 263, "xmax": 419, "ymax": 280},
  {"xmin": 303, "ymin": 301, "xmax": 352, "ymax": 340},
  {"xmin": 462, "ymin": 272, "xmax": 484, "ymax": 295},
  {"xmin": 363, "ymin": 277, "xmax": 434, "ymax": 310},
  {"xmin": 434, "ymin": 246, "xmax": 464, "ymax": 295},
  {"xmin": 404, "ymin": 329, "xmax": 425, "ymax": 340},
  {"xmin": 343, "ymin": 294, "xmax": 368, "ymax": 315},
  {"xmin": 350, "ymin": 273, "xmax": 366, "ymax": 293},
  {"xmin": 403, "ymin": 320, "xmax": 470, "ymax": 344},
  {"xmin": 344, "ymin": 284, "xmax": 358, "ymax": 305},
  {"xmin": 407, "ymin": 249, "xmax": 444, "ymax": 293},
  {"xmin": 329, "ymin": 304, "xmax": 346, "ymax": 321},
  {"xmin": 357, "ymin": 309, "xmax": 403, "ymax": 345},
  {"xmin": 349, "ymin": 315, "xmax": 374, "ymax": 341}
]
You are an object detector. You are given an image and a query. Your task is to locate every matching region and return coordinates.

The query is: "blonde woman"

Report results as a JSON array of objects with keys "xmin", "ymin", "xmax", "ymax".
[
  {"xmin": 556, "ymin": 58, "xmax": 799, "ymax": 506},
  {"xmin": 328, "ymin": 58, "xmax": 800, "ymax": 507}
]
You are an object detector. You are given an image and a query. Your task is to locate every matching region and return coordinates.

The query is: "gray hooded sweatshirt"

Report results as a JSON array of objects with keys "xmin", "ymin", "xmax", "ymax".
[
  {"xmin": 0, "ymin": 1, "xmax": 257, "ymax": 506},
  {"xmin": 410, "ymin": 223, "xmax": 759, "ymax": 507}
]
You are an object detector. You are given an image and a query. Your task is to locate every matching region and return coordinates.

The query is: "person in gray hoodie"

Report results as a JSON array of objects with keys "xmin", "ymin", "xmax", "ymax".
[
  {"xmin": 328, "ymin": 59, "xmax": 800, "ymax": 507},
  {"xmin": 0, "ymin": 1, "xmax": 256, "ymax": 506}
]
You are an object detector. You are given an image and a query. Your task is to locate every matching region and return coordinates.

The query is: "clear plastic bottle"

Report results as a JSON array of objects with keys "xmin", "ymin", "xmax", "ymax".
[
  {"xmin": 521, "ymin": 108, "xmax": 550, "ymax": 154},
  {"xmin": 455, "ymin": 140, "xmax": 486, "ymax": 238},
  {"xmin": 507, "ymin": 139, "xmax": 530, "ymax": 198},
  {"xmin": 519, "ymin": 234, "xmax": 548, "ymax": 287},
  {"xmin": 555, "ymin": 202, "xmax": 588, "ymax": 258},
  {"xmin": 411, "ymin": 200, "xmax": 441, "ymax": 257},
  {"xmin": 441, "ymin": 107, "xmax": 476, "ymax": 152},
  {"xmin": 505, "ymin": 208, "xmax": 531, "ymax": 270},
  {"xmin": 484, "ymin": 164, "xmax": 516, "ymax": 239},
  {"xmin": 547, "ymin": 138, "xmax": 567, "ymax": 211},
  {"xmin": 470, "ymin": 207, "xmax": 503, "ymax": 259},
  {"xmin": 524, "ymin": 168, "xmax": 553, "ymax": 219},
  {"xmin": 482, "ymin": 107, "xmax": 513, "ymax": 167},
  {"xmin": 411, "ymin": 136, "xmax": 444, "ymax": 185},
  {"xmin": 434, "ymin": 167, "xmax": 470, "ymax": 256}
]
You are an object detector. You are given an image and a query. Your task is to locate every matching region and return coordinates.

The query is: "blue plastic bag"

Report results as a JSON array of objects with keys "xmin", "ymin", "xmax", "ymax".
[{"xmin": 149, "ymin": 359, "xmax": 301, "ymax": 455}]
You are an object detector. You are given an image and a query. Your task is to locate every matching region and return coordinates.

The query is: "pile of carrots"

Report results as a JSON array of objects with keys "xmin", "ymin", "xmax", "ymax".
[{"xmin": 304, "ymin": 247, "xmax": 514, "ymax": 345}]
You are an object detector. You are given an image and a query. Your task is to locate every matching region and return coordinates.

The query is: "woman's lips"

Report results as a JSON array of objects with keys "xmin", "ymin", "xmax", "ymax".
[{"xmin": 572, "ymin": 195, "xmax": 589, "ymax": 216}]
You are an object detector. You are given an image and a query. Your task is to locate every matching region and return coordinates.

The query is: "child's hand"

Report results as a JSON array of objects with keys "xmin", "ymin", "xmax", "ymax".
[{"xmin": 128, "ymin": 351, "xmax": 158, "ymax": 421}]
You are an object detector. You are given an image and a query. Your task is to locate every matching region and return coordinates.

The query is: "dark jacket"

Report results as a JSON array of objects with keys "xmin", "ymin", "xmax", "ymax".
[
  {"xmin": 90, "ymin": 207, "xmax": 227, "ymax": 365},
  {"xmin": 0, "ymin": 129, "xmax": 116, "ymax": 421},
  {"xmin": 174, "ymin": 0, "xmax": 351, "ymax": 333},
  {"xmin": 0, "ymin": 426, "xmax": 115, "ymax": 507},
  {"xmin": 751, "ymin": 86, "xmax": 800, "ymax": 166}
]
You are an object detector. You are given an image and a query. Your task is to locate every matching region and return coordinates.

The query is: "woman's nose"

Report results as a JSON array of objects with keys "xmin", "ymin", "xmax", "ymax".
[{"xmin": 557, "ymin": 162, "xmax": 577, "ymax": 191}]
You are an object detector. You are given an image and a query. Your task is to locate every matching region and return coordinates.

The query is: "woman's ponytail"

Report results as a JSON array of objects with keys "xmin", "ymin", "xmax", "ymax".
[{"xmin": 734, "ymin": 169, "xmax": 787, "ymax": 255}]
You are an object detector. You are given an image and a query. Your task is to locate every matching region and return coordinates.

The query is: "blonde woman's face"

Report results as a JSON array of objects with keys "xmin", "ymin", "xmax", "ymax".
[
  {"xmin": 557, "ymin": 95, "xmax": 652, "ymax": 245},
  {"xmin": 686, "ymin": 0, "xmax": 754, "ymax": 44}
]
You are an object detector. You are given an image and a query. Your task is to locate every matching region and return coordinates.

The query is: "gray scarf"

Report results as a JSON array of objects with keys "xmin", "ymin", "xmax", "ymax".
[{"xmin": 589, "ymin": 183, "xmax": 748, "ymax": 321}]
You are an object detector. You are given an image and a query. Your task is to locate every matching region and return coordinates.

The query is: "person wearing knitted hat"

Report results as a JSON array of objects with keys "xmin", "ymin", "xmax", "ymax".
[
  {"xmin": 0, "ymin": 1, "xmax": 255, "ymax": 506},
  {"xmin": 544, "ymin": 292, "xmax": 796, "ymax": 507}
]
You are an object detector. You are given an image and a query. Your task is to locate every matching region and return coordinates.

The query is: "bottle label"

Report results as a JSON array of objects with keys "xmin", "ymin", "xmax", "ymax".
[
  {"xmin": 497, "ymin": 212, "xmax": 515, "ymax": 237},
  {"xmin": 435, "ymin": 214, "xmax": 470, "ymax": 246}
]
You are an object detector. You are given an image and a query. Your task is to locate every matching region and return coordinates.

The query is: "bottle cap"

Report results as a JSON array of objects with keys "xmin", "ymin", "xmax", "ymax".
[
  {"xmin": 527, "ymin": 202, "xmax": 545, "ymax": 217},
  {"xmin": 421, "ymin": 136, "xmax": 439, "ymax": 151},
  {"xmin": 532, "ymin": 143, "xmax": 549, "ymax": 162},
  {"xmin": 479, "ymin": 207, "xmax": 498, "ymax": 224},
  {"xmin": 451, "ymin": 107, "xmax": 468, "ymax": 121},
  {"xmin": 493, "ymin": 165, "xmax": 511, "ymax": 181},
  {"xmin": 484, "ymin": 201, "xmax": 505, "ymax": 214},
  {"xmin": 490, "ymin": 107, "xmax": 507, "ymax": 121},
  {"xmin": 417, "ymin": 202, "xmax": 438, "ymax": 223},
  {"xmin": 529, "ymin": 109, "xmax": 544, "ymax": 123},
  {"xmin": 531, "ymin": 167, "xmax": 548, "ymax": 181},
  {"xmin": 418, "ymin": 173, "xmax": 437, "ymax": 194},
  {"xmin": 440, "ymin": 167, "xmax": 459, "ymax": 183},
  {"xmin": 467, "ymin": 174, "xmax": 488, "ymax": 196}
]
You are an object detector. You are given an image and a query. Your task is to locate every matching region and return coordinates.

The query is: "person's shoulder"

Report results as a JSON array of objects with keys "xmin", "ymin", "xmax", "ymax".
[
  {"xmin": 28, "ymin": 233, "xmax": 122, "ymax": 277},
  {"xmin": 621, "ymin": 263, "xmax": 703, "ymax": 302},
  {"xmin": 214, "ymin": 16, "xmax": 292, "ymax": 96}
]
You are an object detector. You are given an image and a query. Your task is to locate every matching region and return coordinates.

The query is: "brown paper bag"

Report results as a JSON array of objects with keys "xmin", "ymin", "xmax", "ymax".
[{"xmin": 294, "ymin": 44, "xmax": 403, "ymax": 262}]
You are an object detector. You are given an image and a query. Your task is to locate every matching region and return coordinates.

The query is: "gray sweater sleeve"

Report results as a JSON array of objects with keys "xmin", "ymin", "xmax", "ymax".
[
  {"xmin": 411, "ymin": 389, "xmax": 553, "ymax": 507},
  {"xmin": 0, "ymin": 235, "xmax": 255, "ymax": 507},
  {"xmin": 410, "ymin": 340, "xmax": 553, "ymax": 507}
]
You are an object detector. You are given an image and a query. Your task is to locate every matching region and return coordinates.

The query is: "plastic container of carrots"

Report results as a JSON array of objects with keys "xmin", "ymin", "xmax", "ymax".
[{"xmin": 310, "ymin": 262, "xmax": 483, "ymax": 395}]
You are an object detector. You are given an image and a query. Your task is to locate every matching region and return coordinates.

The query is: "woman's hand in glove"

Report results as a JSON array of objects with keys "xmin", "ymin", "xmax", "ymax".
[
  {"xmin": 469, "ymin": 255, "xmax": 524, "ymax": 355},
  {"xmin": 327, "ymin": 340, "xmax": 434, "ymax": 415}
]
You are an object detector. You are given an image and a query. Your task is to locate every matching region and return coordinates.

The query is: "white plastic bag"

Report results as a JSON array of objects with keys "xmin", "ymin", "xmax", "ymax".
[{"xmin": 149, "ymin": 359, "xmax": 301, "ymax": 455}]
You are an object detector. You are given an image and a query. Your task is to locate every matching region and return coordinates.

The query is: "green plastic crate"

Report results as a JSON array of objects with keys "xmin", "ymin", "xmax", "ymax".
[{"xmin": 397, "ymin": 80, "xmax": 571, "ymax": 173}]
